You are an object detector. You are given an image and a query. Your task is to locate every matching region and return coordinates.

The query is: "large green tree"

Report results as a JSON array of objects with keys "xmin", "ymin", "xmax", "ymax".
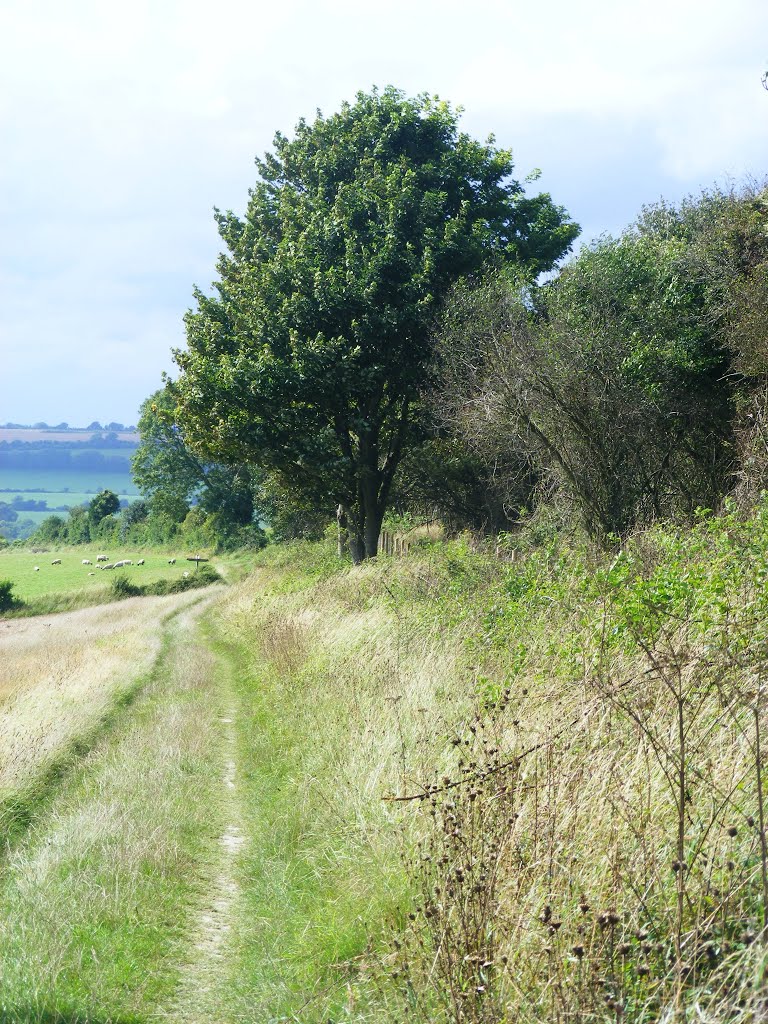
[{"xmin": 172, "ymin": 87, "xmax": 578, "ymax": 561}]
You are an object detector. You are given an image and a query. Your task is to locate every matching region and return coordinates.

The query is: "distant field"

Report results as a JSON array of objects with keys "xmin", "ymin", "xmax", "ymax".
[
  {"xmin": 5, "ymin": 510, "xmax": 52, "ymax": 526},
  {"xmin": 0, "ymin": 470, "xmax": 138, "ymax": 499},
  {"xmin": 0, "ymin": 546, "xmax": 214, "ymax": 601},
  {"xmin": 0, "ymin": 491, "xmax": 138, "ymax": 510},
  {"xmin": 0, "ymin": 428, "xmax": 138, "ymax": 443}
]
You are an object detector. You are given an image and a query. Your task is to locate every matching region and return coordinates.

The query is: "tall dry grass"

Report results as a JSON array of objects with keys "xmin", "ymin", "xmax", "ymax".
[
  {"xmin": 207, "ymin": 531, "xmax": 768, "ymax": 1022},
  {"xmin": 0, "ymin": 591, "xmax": 228, "ymax": 1021},
  {"xmin": 0, "ymin": 590, "xmax": 212, "ymax": 828}
]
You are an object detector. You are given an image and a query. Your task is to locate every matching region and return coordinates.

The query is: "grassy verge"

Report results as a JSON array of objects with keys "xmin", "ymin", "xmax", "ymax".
[
  {"xmin": 193, "ymin": 553, "xmax": 419, "ymax": 1022},
  {"xmin": 0, "ymin": 592, "xmax": 228, "ymax": 1022},
  {"xmin": 201, "ymin": 509, "xmax": 768, "ymax": 1022}
]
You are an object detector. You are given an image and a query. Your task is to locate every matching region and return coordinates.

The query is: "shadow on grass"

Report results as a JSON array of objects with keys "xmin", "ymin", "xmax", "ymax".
[{"xmin": 2, "ymin": 1010, "xmax": 143, "ymax": 1024}]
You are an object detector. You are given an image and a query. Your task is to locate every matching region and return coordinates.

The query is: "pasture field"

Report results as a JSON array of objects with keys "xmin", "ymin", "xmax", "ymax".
[
  {"xmin": 0, "ymin": 469, "xmax": 138, "ymax": 498},
  {"xmin": 0, "ymin": 545, "xmax": 215, "ymax": 601},
  {"xmin": 0, "ymin": 487, "xmax": 138, "ymax": 509}
]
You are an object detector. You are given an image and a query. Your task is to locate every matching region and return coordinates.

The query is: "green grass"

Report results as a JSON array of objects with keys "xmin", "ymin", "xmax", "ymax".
[
  {"xmin": 2, "ymin": 506, "xmax": 767, "ymax": 1021},
  {"xmin": 0, "ymin": 545, "xmax": 220, "ymax": 603},
  {"xmin": 186, "ymin": 517, "xmax": 768, "ymax": 1022}
]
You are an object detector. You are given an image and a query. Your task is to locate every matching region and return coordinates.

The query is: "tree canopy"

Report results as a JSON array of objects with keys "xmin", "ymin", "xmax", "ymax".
[{"xmin": 171, "ymin": 86, "xmax": 578, "ymax": 560}]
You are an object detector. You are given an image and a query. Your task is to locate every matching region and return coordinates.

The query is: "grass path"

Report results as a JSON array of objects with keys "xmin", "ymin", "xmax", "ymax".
[
  {"xmin": 0, "ymin": 590, "xmax": 231, "ymax": 1023},
  {"xmin": 163, "ymin": 633, "xmax": 247, "ymax": 1024},
  {"xmin": 1, "ymin": 563, "xmax": 401, "ymax": 1023}
]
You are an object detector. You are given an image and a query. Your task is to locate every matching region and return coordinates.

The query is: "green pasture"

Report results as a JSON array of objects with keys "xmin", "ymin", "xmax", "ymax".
[
  {"xmin": 0, "ymin": 546, "xmax": 215, "ymax": 602},
  {"xmin": 0, "ymin": 469, "xmax": 138, "ymax": 497}
]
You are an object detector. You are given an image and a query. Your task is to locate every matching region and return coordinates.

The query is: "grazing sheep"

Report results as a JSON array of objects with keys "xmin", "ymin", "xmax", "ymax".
[
  {"xmin": 34, "ymin": 566, "xmax": 39, "ymax": 572},
  {"xmin": 136, "ymin": 559, "xmax": 145, "ymax": 566},
  {"xmin": 102, "ymin": 563, "xmax": 115, "ymax": 570},
  {"xmin": 113, "ymin": 560, "xmax": 126, "ymax": 568},
  {"xmin": 82, "ymin": 559, "xmax": 92, "ymax": 565},
  {"xmin": 51, "ymin": 559, "xmax": 61, "ymax": 565},
  {"xmin": 96, "ymin": 555, "xmax": 108, "ymax": 562},
  {"xmin": 168, "ymin": 558, "xmax": 176, "ymax": 565}
]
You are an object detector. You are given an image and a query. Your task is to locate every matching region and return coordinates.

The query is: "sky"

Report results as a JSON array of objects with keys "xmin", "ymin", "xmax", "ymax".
[{"xmin": 1, "ymin": 0, "xmax": 767, "ymax": 428}]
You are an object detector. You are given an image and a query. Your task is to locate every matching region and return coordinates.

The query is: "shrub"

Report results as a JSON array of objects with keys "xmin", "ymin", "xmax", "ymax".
[
  {"xmin": 110, "ymin": 574, "xmax": 142, "ymax": 599},
  {"xmin": 0, "ymin": 579, "xmax": 21, "ymax": 612}
]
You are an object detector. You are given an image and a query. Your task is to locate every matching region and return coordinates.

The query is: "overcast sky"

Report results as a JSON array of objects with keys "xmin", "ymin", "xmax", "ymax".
[{"xmin": 1, "ymin": 0, "xmax": 767, "ymax": 427}]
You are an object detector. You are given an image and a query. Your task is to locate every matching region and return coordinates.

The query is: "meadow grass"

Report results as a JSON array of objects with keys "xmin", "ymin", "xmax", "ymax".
[
  {"xmin": 2, "ymin": 509, "xmax": 767, "ymax": 1022},
  {"xmin": 0, "ymin": 591, "xmax": 211, "ymax": 822},
  {"xmin": 192, "ymin": 519, "xmax": 768, "ymax": 1022},
  {"xmin": 0, "ymin": 545, "xmax": 223, "ymax": 604},
  {"xmin": 0, "ymin": 591, "xmax": 228, "ymax": 1023}
]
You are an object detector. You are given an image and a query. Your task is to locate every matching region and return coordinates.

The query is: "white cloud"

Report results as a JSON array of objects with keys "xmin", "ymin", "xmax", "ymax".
[{"xmin": 1, "ymin": 0, "xmax": 767, "ymax": 423}]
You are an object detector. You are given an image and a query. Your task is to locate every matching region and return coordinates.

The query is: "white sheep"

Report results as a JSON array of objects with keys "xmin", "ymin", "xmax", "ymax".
[
  {"xmin": 82, "ymin": 559, "xmax": 92, "ymax": 565},
  {"xmin": 96, "ymin": 555, "xmax": 108, "ymax": 562},
  {"xmin": 51, "ymin": 559, "xmax": 61, "ymax": 565},
  {"xmin": 88, "ymin": 572, "xmax": 96, "ymax": 576},
  {"xmin": 182, "ymin": 571, "xmax": 190, "ymax": 578},
  {"xmin": 34, "ymin": 566, "xmax": 39, "ymax": 572},
  {"xmin": 136, "ymin": 559, "xmax": 145, "ymax": 566},
  {"xmin": 168, "ymin": 558, "xmax": 176, "ymax": 565}
]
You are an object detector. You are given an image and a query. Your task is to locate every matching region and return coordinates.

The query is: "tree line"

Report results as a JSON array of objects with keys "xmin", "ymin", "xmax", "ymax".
[{"xmin": 28, "ymin": 88, "xmax": 768, "ymax": 555}]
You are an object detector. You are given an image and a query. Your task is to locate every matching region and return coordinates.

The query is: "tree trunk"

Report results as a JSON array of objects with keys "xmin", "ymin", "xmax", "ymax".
[
  {"xmin": 349, "ymin": 532, "xmax": 365, "ymax": 564},
  {"xmin": 364, "ymin": 508, "xmax": 384, "ymax": 559}
]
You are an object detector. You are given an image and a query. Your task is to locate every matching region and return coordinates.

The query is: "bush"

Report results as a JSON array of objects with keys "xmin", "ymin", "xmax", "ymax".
[
  {"xmin": 0, "ymin": 579, "xmax": 21, "ymax": 612},
  {"xmin": 108, "ymin": 563, "xmax": 223, "ymax": 602},
  {"xmin": 110, "ymin": 574, "xmax": 142, "ymax": 599}
]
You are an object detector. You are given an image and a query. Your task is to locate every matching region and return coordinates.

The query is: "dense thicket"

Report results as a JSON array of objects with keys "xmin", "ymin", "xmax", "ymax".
[{"xmin": 430, "ymin": 182, "xmax": 768, "ymax": 538}]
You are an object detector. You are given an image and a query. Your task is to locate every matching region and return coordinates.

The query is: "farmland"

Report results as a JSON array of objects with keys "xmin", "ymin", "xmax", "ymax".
[
  {"xmin": 0, "ymin": 428, "xmax": 138, "ymax": 444},
  {"xmin": 0, "ymin": 545, "xmax": 214, "ymax": 602},
  {"xmin": 0, "ymin": 473, "xmax": 138, "ymax": 502},
  {"xmin": 0, "ymin": 426, "xmax": 140, "ymax": 539}
]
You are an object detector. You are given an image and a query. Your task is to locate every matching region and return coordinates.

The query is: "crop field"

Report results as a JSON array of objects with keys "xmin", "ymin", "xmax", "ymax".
[
  {"xmin": 0, "ymin": 469, "xmax": 138, "ymax": 498},
  {"xmin": 3, "ymin": 510, "xmax": 50, "ymax": 526},
  {"xmin": 0, "ymin": 488, "xmax": 137, "ymax": 510},
  {"xmin": 0, "ymin": 428, "xmax": 138, "ymax": 443},
  {"xmin": 0, "ymin": 546, "xmax": 214, "ymax": 601}
]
